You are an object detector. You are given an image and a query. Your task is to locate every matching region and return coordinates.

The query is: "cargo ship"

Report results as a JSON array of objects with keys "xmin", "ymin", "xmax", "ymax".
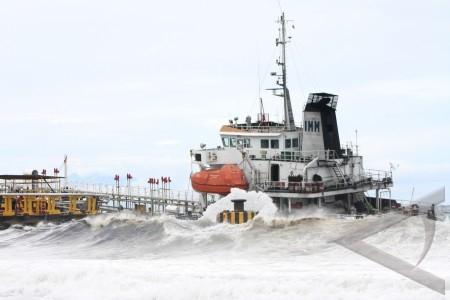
[{"xmin": 190, "ymin": 13, "xmax": 396, "ymax": 214}]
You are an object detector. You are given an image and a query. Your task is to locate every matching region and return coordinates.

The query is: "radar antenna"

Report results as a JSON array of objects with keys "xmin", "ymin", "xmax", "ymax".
[{"xmin": 267, "ymin": 12, "xmax": 296, "ymax": 130}]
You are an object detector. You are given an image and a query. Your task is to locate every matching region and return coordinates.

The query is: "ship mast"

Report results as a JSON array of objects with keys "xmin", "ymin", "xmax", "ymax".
[{"xmin": 270, "ymin": 13, "xmax": 296, "ymax": 130}]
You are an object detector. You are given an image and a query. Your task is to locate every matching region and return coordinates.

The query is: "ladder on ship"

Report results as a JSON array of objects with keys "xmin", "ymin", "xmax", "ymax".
[
  {"xmin": 355, "ymin": 192, "xmax": 374, "ymax": 214},
  {"xmin": 330, "ymin": 163, "xmax": 349, "ymax": 185}
]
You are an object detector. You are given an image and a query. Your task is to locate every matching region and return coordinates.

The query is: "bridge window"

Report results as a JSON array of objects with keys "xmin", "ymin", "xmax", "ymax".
[
  {"xmin": 237, "ymin": 138, "xmax": 250, "ymax": 148},
  {"xmin": 292, "ymin": 138, "xmax": 299, "ymax": 148},
  {"xmin": 222, "ymin": 137, "xmax": 230, "ymax": 147},
  {"xmin": 261, "ymin": 139, "xmax": 269, "ymax": 149},
  {"xmin": 243, "ymin": 138, "xmax": 251, "ymax": 148},
  {"xmin": 230, "ymin": 138, "xmax": 236, "ymax": 147},
  {"xmin": 285, "ymin": 139, "xmax": 291, "ymax": 148},
  {"xmin": 271, "ymin": 139, "xmax": 279, "ymax": 149}
]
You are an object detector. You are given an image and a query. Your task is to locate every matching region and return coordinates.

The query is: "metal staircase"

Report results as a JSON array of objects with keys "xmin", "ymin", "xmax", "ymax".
[
  {"xmin": 331, "ymin": 163, "xmax": 348, "ymax": 184},
  {"xmin": 355, "ymin": 192, "xmax": 374, "ymax": 214}
]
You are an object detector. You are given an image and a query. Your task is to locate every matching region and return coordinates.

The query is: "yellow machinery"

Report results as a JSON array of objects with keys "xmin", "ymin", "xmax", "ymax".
[
  {"xmin": 86, "ymin": 196, "xmax": 98, "ymax": 215},
  {"xmin": 46, "ymin": 196, "xmax": 61, "ymax": 215},
  {"xmin": 23, "ymin": 196, "xmax": 34, "ymax": 215},
  {"xmin": 134, "ymin": 204, "xmax": 146, "ymax": 213},
  {"xmin": 68, "ymin": 196, "xmax": 82, "ymax": 215},
  {"xmin": 69, "ymin": 196, "xmax": 98, "ymax": 215},
  {"xmin": 0, "ymin": 175, "xmax": 100, "ymax": 225},
  {"xmin": 0, "ymin": 195, "xmax": 98, "ymax": 217},
  {"xmin": 1, "ymin": 195, "xmax": 60, "ymax": 216},
  {"xmin": 0, "ymin": 197, "xmax": 15, "ymax": 217},
  {"xmin": 22, "ymin": 196, "xmax": 46, "ymax": 216}
]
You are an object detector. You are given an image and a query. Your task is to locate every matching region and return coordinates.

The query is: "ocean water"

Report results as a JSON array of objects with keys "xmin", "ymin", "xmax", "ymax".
[{"xmin": 0, "ymin": 190, "xmax": 448, "ymax": 300}]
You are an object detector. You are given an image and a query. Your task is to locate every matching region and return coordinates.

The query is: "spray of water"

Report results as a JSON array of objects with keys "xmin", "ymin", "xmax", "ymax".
[{"xmin": 0, "ymin": 190, "xmax": 448, "ymax": 299}]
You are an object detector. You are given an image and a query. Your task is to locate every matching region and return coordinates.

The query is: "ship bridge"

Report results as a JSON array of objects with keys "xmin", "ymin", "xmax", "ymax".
[{"xmin": 306, "ymin": 93, "xmax": 338, "ymax": 110}]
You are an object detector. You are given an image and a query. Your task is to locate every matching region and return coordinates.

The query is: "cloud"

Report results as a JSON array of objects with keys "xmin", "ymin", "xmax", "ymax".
[{"xmin": 0, "ymin": 0, "xmax": 448, "ymax": 203}]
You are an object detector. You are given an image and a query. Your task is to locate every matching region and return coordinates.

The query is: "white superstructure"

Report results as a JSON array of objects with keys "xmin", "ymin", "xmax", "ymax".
[{"xmin": 191, "ymin": 13, "xmax": 393, "ymax": 213}]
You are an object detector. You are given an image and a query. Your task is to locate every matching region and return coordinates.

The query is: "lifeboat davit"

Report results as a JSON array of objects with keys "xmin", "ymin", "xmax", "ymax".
[{"xmin": 191, "ymin": 164, "xmax": 248, "ymax": 195}]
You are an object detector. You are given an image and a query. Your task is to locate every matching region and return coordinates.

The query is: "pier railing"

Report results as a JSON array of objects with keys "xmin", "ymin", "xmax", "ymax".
[
  {"xmin": 0, "ymin": 178, "xmax": 211, "ymax": 218},
  {"xmin": 67, "ymin": 183, "xmax": 214, "ymax": 217}
]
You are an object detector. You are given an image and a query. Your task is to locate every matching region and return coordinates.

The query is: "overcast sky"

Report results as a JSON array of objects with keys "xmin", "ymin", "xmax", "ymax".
[{"xmin": 0, "ymin": 0, "xmax": 449, "ymax": 203}]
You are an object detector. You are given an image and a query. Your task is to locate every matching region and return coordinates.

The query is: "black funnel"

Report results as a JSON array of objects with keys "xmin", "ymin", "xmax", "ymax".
[{"xmin": 303, "ymin": 93, "xmax": 341, "ymax": 156}]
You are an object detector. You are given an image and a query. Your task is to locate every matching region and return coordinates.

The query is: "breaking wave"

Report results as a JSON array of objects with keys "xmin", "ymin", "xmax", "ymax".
[
  {"xmin": 1, "ymin": 189, "xmax": 448, "ymax": 259},
  {"xmin": 0, "ymin": 189, "xmax": 449, "ymax": 299}
]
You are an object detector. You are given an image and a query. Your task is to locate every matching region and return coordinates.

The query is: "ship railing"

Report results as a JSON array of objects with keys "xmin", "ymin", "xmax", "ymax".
[
  {"xmin": 228, "ymin": 124, "xmax": 287, "ymax": 133},
  {"xmin": 245, "ymin": 149, "xmax": 338, "ymax": 161},
  {"xmin": 259, "ymin": 180, "xmax": 343, "ymax": 193},
  {"xmin": 191, "ymin": 147, "xmax": 338, "ymax": 162},
  {"xmin": 192, "ymin": 146, "xmax": 229, "ymax": 152},
  {"xmin": 364, "ymin": 169, "xmax": 393, "ymax": 186},
  {"xmin": 258, "ymin": 174, "xmax": 390, "ymax": 194},
  {"xmin": 259, "ymin": 181, "xmax": 323, "ymax": 193}
]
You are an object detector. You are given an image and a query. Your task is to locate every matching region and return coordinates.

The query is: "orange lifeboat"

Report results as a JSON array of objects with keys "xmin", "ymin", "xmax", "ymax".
[{"xmin": 191, "ymin": 164, "xmax": 248, "ymax": 195}]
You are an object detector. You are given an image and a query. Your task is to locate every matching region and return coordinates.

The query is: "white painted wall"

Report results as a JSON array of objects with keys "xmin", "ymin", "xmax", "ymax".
[{"xmin": 302, "ymin": 111, "xmax": 324, "ymax": 152}]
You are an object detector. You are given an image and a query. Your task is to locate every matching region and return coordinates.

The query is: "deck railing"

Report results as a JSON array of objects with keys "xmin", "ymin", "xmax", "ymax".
[
  {"xmin": 244, "ymin": 149, "xmax": 338, "ymax": 161},
  {"xmin": 226, "ymin": 124, "xmax": 287, "ymax": 133},
  {"xmin": 258, "ymin": 171, "xmax": 393, "ymax": 194}
]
